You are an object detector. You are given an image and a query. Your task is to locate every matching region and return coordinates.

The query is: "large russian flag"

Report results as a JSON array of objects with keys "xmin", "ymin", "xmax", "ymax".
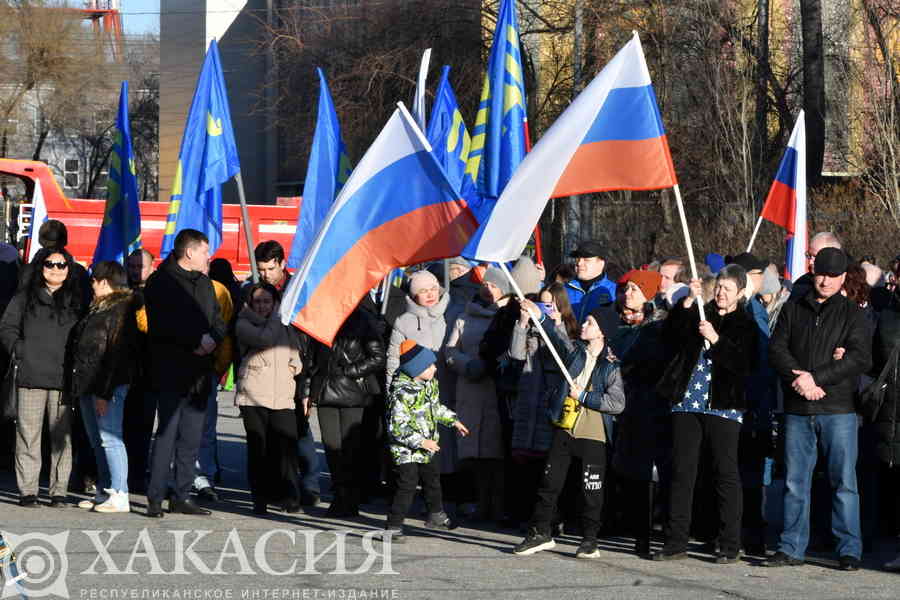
[
  {"xmin": 552, "ymin": 53, "xmax": 676, "ymax": 196},
  {"xmin": 469, "ymin": 32, "xmax": 676, "ymax": 263},
  {"xmin": 279, "ymin": 103, "xmax": 478, "ymax": 345},
  {"xmin": 759, "ymin": 111, "xmax": 807, "ymax": 281}
]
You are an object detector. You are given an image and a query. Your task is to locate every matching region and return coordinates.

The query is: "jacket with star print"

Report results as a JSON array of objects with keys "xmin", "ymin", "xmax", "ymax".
[{"xmin": 656, "ymin": 297, "xmax": 758, "ymax": 411}]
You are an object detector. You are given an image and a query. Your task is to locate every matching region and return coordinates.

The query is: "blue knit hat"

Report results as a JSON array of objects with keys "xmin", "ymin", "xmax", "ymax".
[{"xmin": 399, "ymin": 339, "xmax": 437, "ymax": 378}]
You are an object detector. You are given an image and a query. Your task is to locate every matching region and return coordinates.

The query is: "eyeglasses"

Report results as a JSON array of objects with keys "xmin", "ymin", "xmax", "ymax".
[{"xmin": 43, "ymin": 261, "xmax": 68, "ymax": 270}]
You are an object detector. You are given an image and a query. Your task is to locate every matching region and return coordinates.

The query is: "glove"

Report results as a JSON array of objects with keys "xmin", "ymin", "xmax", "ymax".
[{"xmin": 465, "ymin": 359, "xmax": 487, "ymax": 380}]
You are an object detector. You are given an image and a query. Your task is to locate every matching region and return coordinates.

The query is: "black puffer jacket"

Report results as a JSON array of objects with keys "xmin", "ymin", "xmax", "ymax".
[
  {"xmin": 144, "ymin": 257, "xmax": 226, "ymax": 399},
  {"xmin": 657, "ymin": 299, "xmax": 758, "ymax": 411},
  {"xmin": 311, "ymin": 310, "xmax": 386, "ymax": 409},
  {"xmin": 66, "ymin": 290, "xmax": 139, "ymax": 400},
  {"xmin": 0, "ymin": 287, "xmax": 83, "ymax": 391},
  {"xmin": 872, "ymin": 291, "xmax": 900, "ymax": 466},
  {"xmin": 770, "ymin": 291, "xmax": 873, "ymax": 415}
]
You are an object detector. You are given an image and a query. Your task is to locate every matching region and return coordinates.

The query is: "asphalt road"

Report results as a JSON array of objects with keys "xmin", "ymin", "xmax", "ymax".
[{"xmin": 1, "ymin": 391, "xmax": 898, "ymax": 600}]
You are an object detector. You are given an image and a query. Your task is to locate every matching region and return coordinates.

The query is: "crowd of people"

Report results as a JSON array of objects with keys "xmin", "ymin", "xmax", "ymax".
[{"xmin": 1, "ymin": 221, "xmax": 899, "ymax": 572}]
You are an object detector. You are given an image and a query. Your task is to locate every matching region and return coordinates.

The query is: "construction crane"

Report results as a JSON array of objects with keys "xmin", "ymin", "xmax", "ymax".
[{"xmin": 81, "ymin": 0, "xmax": 124, "ymax": 62}]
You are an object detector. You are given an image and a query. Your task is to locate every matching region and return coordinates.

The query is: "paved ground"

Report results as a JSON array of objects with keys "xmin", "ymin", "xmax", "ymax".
[{"xmin": 1, "ymin": 391, "xmax": 898, "ymax": 600}]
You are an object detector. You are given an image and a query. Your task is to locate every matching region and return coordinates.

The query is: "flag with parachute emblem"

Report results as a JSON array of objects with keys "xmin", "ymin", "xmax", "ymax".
[
  {"xmin": 160, "ymin": 39, "xmax": 240, "ymax": 257},
  {"xmin": 466, "ymin": 0, "xmax": 527, "ymax": 201},
  {"xmin": 93, "ymin": 81, "xmax": 142, "ymax": 265},
  {"xmin": 426, "ymin": 66, "xmax": 478, "ymax": 203},
  {"xmin": 288, "ymin": 68, "xmax": 352, "ymax": 269}
]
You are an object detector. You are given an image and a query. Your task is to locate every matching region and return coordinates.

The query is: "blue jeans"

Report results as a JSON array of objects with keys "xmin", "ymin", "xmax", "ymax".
[
  {"xmin": 80, "ymin": 385, "xmax": 129, "ymax": 494},
  {"xmin": 194, "ymin": 376, "xmax": 219, "ymax": 489},
  {"xmin": 779, "ymin": 413, "xmax": 862, "ymax": 560},
  {"xmin": 298, "ymin": 421, "xmax": 320, "ymax": 495}
]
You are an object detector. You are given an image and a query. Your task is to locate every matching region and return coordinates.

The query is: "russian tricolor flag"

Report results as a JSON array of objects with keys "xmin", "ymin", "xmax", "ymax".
[
  {"xmin": 279, "ymin": 103, "xmax": 478, "ymax": 345},
  {"xmin": 759, "ymin": 111, "xmax": 807, "ymax": 281},
  {"xmin": 469, "ymin": 33, "xmax": 677, "ymax": 263}
]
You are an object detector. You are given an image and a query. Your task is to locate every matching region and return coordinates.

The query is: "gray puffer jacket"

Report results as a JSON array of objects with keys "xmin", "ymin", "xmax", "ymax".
[{"xmin": 386, "ymin": 292, "xmax": 449, "ymax": 385}]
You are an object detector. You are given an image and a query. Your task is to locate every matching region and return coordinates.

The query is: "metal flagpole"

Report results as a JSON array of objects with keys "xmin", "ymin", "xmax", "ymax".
[
  {"xmin": 671, "ymin": 184, "xmax": 709, "ymax": 348},
  {"xmin": 380, "ymin": 273, "xmax": 391, "ymax": 316},
  {"xmin": 234, "ymin": 171, "xmax": 259, "ymax": 283},
  {"xmin": 499, "ymin": 262, "xmax": 575, "ymax": 388}
]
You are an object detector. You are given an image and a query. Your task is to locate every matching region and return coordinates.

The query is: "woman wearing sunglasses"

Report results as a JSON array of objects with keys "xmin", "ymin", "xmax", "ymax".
[{"xmin": 0, "ymin": 247, "xmax": 87, "ymax": 507}]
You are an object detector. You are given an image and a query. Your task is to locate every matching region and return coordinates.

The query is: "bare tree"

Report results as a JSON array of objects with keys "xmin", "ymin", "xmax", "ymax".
[
  {"xmin": 0, "ymin": 1, "xmax": 111, "ymax": 159},
  {"xmin": 800, "ymin": 0, "xmax": 827, "ymax": 185}
]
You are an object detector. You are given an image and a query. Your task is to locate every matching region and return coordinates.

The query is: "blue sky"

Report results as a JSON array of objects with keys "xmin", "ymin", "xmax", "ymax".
[{"xmin": 122, "ymin": 0, "xmax": 160, "ymax": 35}]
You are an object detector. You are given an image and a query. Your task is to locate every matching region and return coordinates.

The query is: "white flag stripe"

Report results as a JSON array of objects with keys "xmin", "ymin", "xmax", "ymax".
[
  {"xmin": 280, "ymin": 104, "xmax": 429, "ymax": 326},
  {"xmin": 790, "ymin": 111, "xmax": 807, "ymax": 283},
  {"xmin": 27, "ymin": 179, "xmax": 48, "ymax": 261},
  {"xmin": 472, "ymin": 33, "xmax": 644, "ymax": 263},
  {"xmin": 413, "ymin": 48, "xmax": 432, "ymax": 130}
]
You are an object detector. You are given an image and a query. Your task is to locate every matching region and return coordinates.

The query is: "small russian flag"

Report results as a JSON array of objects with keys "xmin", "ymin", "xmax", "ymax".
[{"xmin": 759, "ymin": 111, "xmax": 807, "ymax": 281}]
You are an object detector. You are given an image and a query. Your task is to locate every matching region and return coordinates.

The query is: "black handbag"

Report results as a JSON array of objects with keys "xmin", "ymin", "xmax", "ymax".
[
  {"xmin": 858, "ymin": 344, "xmax": 900, "ymax": 423},
  {"xmin": 1, "ymin": 352, "xmax": 19, "ymax": 422}
]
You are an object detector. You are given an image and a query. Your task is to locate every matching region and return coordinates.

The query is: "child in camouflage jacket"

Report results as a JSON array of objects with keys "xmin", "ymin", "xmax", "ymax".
[{"xmin": 384, "ymin": 340, "xmax": 468, "ymax": 540}]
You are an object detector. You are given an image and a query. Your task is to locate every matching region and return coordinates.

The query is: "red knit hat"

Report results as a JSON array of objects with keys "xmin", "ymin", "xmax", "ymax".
[{"xmin": 620, "ymin": 270, "xmax": 662, "ymax": 301}]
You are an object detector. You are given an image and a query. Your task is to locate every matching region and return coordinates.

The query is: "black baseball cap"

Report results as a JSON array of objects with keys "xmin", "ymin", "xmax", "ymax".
[
  {"xmin": 813, "ymin": 247, "xmax": 848, "ymax": 276},
  {"xmin": 731, "ymin": 252, "xmax": 767, "ymax": 273},
  {"xmin": 569, "ymin": 240, "xmax": 607, "ymax": 259}
]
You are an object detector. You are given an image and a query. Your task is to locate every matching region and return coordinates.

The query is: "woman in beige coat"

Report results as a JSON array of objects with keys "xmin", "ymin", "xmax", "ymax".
[
  {"xmin": 236, "ymin": 282, "xmax": 305, "ymax": 515},
  {"xmin": 445, "ymin": 266, "xmax": 510, "ymax": 522}
]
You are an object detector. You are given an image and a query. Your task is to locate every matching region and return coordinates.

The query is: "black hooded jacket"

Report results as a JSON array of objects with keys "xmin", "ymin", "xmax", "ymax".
[
  {"xmin": 871, "ymin": 290, "xmax": 900, "ymax": 466},
  {"xmin": 143, "ymin": 257, "xmax": 226, "ymax": 398},
  {"xmin": 310, "ymin": 310, "xmax": 386, "ymax": 409},
  {"xmin": 769, "ymin": 291, "xmax": 873, "ymax": 415},
  {"xmin": 0, "ymin": 286, "xmax": 83, "ymax": 391},
  {"xmin": 657, "ymin": 299, "xmax": 758, "ymax": 411}
]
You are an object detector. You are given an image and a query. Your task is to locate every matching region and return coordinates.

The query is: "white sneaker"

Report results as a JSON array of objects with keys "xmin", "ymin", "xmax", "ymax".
[
  {"xmin": 93, "ymin": 489, "xmax": 130, "ymax": 514},
  {"xmin": 79, "ymin": 492, "xmax": 108, "ymax": 509},
  {"xmin": 885, "ymin": 554, "xmax": 900, "ymax": 571}
]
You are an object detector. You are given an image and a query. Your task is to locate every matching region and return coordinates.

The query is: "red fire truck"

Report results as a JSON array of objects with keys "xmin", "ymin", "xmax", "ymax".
[{"xmin": 1, "ymin": 158, "xmax": 300, "ymax": 274}]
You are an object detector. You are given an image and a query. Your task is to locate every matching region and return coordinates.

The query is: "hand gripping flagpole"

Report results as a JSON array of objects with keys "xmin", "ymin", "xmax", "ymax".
[
  {"xmin": 234, "ymin": 171, "xmax": 259, "ymax": 283},
  {"xmin": 499, "ymin": 262, "xmax": 576, "ymax": 389},
  {"xmin": 671, "ymin": 184, "xmax": 709, "ymax": 349}
]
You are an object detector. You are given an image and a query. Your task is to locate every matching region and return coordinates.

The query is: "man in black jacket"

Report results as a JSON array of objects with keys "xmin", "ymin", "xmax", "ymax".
[
  {"xmin": 788, "ymin": 231, "xmax": 842, "ymax": 302},
  {"xmin": 143, "ymin": 229, "xmax": 226, "ymax": 518},
  {"xmin": 766, "ymin": 248, "xmax": 872, "ymax": 570}
]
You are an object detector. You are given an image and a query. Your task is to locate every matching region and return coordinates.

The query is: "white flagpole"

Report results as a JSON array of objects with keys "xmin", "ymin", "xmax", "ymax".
[
  {"xmin": 412, "ymin": 48, "xmax": 432, "ymax": 131},
  {"xmin": 498, "ymin": 262, "xmax": 576, "ymax": 388},
  {"xmin": 746, "ymin": 215, "xmax": 763, "ymax": 253},
  {"xmin": 671, "ymin": 184, "xmax": 709, "ymax": 349}
]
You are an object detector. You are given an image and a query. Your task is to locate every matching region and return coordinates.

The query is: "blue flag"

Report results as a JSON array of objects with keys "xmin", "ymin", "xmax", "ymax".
[
  {"xmin": 426, "ymin": 66, "xmax": 487, "ymax": 256},
  {"xmin": 94, "ymin": 81, "xmax": 142, "ymax": 265},
  {"xmin": 427, "ymin": 66, "xmax": 476, "ymax": 198},
  {"xmin": 160, "ymin": 39, "xmax": 240, "ymax": 257},
  {"xmin": 288, "ymin": 68, "xmax": 351, "ymax": 269},
  {"xmin": 466, "ymin": 0, "xmax": 527, "ymax": 201}
]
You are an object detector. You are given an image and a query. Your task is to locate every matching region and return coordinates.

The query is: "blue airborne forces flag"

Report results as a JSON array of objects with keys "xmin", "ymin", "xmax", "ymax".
[
  {"xmin": 288, "ymin": 68, "xmax": 351, "ymax": 269},
  {"xmin": 466, "ymin": 0, "xmax": 527, "ymax": 201},
  {"xmin": 93, "ymin": 80, "xmax": 142, "ymax": 264},
  {"xmin": 427, "ymin": 66, "xmax": 476, "ymax": 200},
  {"xmin": 160, "ymin": 39, "xmax": 240, "ymax": 257}
]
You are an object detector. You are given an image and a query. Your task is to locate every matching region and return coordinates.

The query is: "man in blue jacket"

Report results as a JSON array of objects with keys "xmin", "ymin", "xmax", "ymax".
[{"xmin": 566, "ymin": 241, "xmax": 616, "ymax": 322}]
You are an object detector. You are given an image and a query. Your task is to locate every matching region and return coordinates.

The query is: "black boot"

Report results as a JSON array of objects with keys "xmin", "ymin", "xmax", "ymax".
[
  {"xmin": 147, "ymin": 501, "xmax": 165, "ymax": 518},
  {"xmin": 171, "ymin": 498, "xmax": 211, "ymax": 516}
]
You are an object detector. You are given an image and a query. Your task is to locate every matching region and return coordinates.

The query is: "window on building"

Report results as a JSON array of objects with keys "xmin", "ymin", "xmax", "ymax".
[{"xmin": 64, "ymin": 160, "xmax": 79, "ymax": 189}]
